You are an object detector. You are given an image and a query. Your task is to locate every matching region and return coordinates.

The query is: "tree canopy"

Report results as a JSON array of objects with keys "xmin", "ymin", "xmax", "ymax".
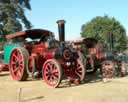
[
  {"xmin": 0, "ymin": 0, "xmax": 32, "ymax": 39},
  {"xmin": 80, "ymin": 16, "xmax": 127, "ymax": 52}
]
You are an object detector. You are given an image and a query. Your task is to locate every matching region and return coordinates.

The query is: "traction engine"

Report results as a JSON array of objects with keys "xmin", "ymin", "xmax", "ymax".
[
  {"xmin": 71, "ymin": 35, "xmax": 127, "ymax": 78},
  {"xmin": 1, "ymin": 20, "xmax": 85, "ymax": 88}
]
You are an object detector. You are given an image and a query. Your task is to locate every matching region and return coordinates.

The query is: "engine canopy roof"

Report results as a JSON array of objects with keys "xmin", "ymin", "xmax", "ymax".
[{"xmin": 6, "ymin": 29, "xmax": 53, "ymax": 40}]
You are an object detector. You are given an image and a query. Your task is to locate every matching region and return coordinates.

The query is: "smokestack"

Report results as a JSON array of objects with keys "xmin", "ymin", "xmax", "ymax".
[{"xmin": 56, "ymin": 20, "xmax": 66, "ymax": 42}]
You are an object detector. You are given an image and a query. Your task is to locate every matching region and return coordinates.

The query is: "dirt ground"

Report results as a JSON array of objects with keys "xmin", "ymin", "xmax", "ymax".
[{"xmin": 0, "ymin": 71, "xmax": 128, "ymax": 102}]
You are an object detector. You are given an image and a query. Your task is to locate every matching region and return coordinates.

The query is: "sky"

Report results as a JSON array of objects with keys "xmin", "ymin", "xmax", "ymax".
[{"xmin": 26, "ymin": 0, "xmax": 128, "ymax": 40}]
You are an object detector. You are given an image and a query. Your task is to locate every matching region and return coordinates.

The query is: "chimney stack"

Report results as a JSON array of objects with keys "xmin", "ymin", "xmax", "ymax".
[{"xmin": 56, "ymin": 20, "xmax": 66, "ymax": 42}]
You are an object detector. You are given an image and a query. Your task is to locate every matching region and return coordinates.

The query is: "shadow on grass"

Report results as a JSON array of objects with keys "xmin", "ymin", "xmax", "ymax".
[
  {"xmin": 85, "ymin": 71, "xmax": 102, "ymax": 83},
  {"xmin": 58, "ymin": 71, "xmax": 103, "ymax": 88}
]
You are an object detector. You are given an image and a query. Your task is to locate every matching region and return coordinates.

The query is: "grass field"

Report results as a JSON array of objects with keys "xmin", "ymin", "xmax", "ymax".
[{"xmin": 0, "ymin": 71, "xmax": 128, "ymax": 102}]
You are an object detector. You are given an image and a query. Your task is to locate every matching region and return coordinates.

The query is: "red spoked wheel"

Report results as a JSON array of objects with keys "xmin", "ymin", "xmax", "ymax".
[
  {"xmin": 9, "ymin": 47, "xmax": 28, "ymax": 81},
  {"xmin": 75, "ymin": 54, "xmax": 86, "ymax": 81},
  {"xmin": 42, "ymin": 59, "xmax": 62, "ymax": 88}
]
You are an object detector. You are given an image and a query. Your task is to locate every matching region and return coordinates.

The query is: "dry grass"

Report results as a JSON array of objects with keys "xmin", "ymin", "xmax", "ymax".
[{"xmin": 0, "ymin": 71, "xmax": 128, "ymax": 102}]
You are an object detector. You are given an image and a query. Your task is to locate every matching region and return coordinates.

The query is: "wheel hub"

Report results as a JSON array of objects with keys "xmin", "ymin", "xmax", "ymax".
[{"xmin": 16, "ymin": 61, "xmax": 19, "ymax": 67}]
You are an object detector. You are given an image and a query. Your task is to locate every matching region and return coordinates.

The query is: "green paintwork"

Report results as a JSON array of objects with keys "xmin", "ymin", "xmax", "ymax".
[{"xmin": 4, "ymin": 43, "xmax": 22, "ymax": 63}]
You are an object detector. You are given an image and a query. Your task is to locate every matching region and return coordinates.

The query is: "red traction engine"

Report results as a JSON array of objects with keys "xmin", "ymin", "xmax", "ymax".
[{"xmin": 5, "ymin": 20, "xmax": 85, "ymax": 88}]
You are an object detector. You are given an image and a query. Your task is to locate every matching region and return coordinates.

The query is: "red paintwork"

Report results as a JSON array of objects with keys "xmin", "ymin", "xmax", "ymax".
[
  {"xmin": 23, "ymin": 42, "xmax": 56, "ymax": 70},
  {"xmin": 87, "ymin": 47, "xmax": 106, "ymax": 59},
  {"xmin": 95, "ymin": 43, "xmax": 107, "ymax": 59},
  {"xmin": 42, "ymin": 49, "xmax": 55, "ymax": 59},
  {"xmin": 0, "ymin": 62, "xmax": 8, "ymax": 71},
  {"xmin": 31, "ymin": 43, "xmax": 56, "ymax": 59}
]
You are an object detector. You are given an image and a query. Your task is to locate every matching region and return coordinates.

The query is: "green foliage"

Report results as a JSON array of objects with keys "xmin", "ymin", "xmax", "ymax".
[
  {"xmin": 81, "ymin": 16, "xmax": 127, "ymax": 52},
  {"xmin": 0, "ymin": 0, "xmax": 32, "ymax": 40}
]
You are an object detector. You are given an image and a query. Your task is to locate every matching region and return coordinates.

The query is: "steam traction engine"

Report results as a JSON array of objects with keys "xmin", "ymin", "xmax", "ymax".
[
  {"xmin": 0, "ymin": 20, "xmax": 85, "ymax": 87},
  {"xmin": 70, "ymin": 38, "xmax": 100, "ymax": 74},
  {"xmin": 71, "ymin": 36, "xmax": 127, "ymax": 78}
]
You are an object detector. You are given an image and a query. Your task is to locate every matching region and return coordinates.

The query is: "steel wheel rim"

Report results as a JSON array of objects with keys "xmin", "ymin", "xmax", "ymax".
[{"xmin": 9, "ymin": 48, "xmax": 24, "ymax": 80}]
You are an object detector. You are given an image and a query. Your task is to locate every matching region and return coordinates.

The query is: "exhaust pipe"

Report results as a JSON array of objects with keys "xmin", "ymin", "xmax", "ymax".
[{"xmin": 56, "ymin": 20, "xmax": 66, "ymax": 42}]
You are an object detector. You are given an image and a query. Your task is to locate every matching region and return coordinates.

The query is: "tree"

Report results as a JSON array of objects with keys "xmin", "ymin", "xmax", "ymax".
[
  {"xmin": 0, "ymin": 0, "xmax": 32, "ymax": 39},
  {"xmin": 80, "ymin": 16, "xmax": 127, "ymax": 52}
]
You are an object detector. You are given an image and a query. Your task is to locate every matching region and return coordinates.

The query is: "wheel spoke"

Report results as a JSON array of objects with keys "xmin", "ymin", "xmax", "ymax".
[
  {"xmin": 12, "ymin": 63, "xmax": 16, "ymax": 69},
  {"xmin": 49, "ymin": 76, "xmax": 53, "ymax": 82},
  {"xmin": 19, "ymin": 64, "xmax": 23, "ymax": 69},
  {"xmin": 47, "ymin": 76, "xmax": 50, "ymax": 80},
  {"xmin": 19, "ymin": 66, "xmax": 23, "ymax": 73},
  {"xmin": 52, "ymin": 65, "xmax": 57, "ymax": 72},
  {"xmin": 53, "ymin": 73, "xmax": 58, "ymax": 80},
  {"xmin": 19, "ymin": 60, "xmax": 23, "ymax": 65},
  {"xmin": 51, "ymin": 76, "xmax": 54, "ymax": 81},
  {"xmin": 46, "ymin": 73, "xmax": 49, "ymax": 77},
  {"xmin": 16, "ymin": 70, "xmax": 21, "ymax": 79},
  {"xmin": 16, "ymin": 51, "xmax": 20, "ymax": 57},
  {"xmin": 12, "ymin": 54, "xmax": 19, "ymax": 61},
  {"xmin": 12, "ymin": 60, "xmax": 17, "ymax": 65},
  {"xmin": 75, "ymin": 67, "xmax": 82, "ymax": 77},
  {"xmin": 49, "ymin": 64, "xmax": 53, "ymax": 72},
  {"xmin": 76, "ymin": 67, "xmax": 82, "ymax": 71},
  {"xmin": 77, "ymin": 63, "xmax": 80, "ymax": 67},
  {"xmin": 13, "ymin": 68, "xmax": 19, "ymax": 73},
  {"xmin": 46, "ymin": 67, "xmax": 49, "ymax": 72},
  {"xmin": 47, "ymin": 65, "xmax": 51, "ymax": 71},
  {"xmin": 51, "ymin": 76, "xmax": 57, "ymax": 83},
  {"xmin": 52, "ymin": 64, "xmax": 56, "ymax": 70}
]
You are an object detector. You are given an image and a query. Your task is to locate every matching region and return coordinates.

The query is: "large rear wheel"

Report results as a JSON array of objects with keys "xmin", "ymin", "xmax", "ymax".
[
  {"xmin": 9, "ymin": 47, "xmax": 28, "ymax": 81},
  {"xmin": 42, "ymin": 59, "xmax": 62, "ymax": 88}
]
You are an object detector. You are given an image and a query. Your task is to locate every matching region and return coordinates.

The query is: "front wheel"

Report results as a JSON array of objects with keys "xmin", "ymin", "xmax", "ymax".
[
  {"xmin": 42, "ymin": 59, "xmax": 62, "ymax": 88},
  {"xmin": 75, "ymin": 52, "xmax": 86, "ymax": 81},
  {"xmin": 101, "ymin": 60, "xmax": 115, "ymax": 79}
]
